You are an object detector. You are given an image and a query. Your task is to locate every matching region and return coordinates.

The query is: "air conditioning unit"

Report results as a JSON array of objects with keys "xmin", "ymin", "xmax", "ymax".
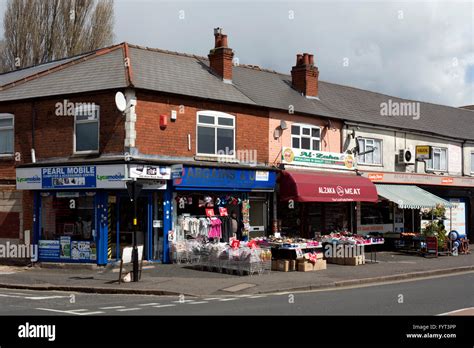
[{"xmin": 398, "ymin": 149, "xmax": 415, "ymax": 165}]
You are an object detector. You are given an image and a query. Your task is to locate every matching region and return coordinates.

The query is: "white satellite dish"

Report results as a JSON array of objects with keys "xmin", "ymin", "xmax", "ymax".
[{"xmin": 115, "ymin": 91, "xmax": 127, "ymax": 112}]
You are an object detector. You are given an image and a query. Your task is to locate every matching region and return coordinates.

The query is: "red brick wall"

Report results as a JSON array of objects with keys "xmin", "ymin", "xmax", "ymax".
[
  {"xmin": 0, "ymin": 91, "xmax": 125, "ymax": 179},
  {"xmin": 0, "ymin": 211, "xmax": 19, "ymax": 238},
  {"xmin": 135, "ymin": 91, "xmax": 270, "ymax": 164}
]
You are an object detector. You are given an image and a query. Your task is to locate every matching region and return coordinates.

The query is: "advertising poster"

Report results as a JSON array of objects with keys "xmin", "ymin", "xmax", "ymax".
[
  {"xmin": 71, "ymin": 241, "xmax": 80, "ymax": 260},
  {"xmin": 60, "ymin": 236, "xmax": 71, "ymax": 259},
  {"xmin": 38, "ymin": 240, "xmax": 60, "ymax": 259},
  {"xmin": 77, "ymin": 241, "xmax": 91, "ymax": 260}
]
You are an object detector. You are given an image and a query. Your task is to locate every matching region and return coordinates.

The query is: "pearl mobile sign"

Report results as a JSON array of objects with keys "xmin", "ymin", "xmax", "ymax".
[{"xmin": 16, "ymin": 164, "xmax": 127, "ymax": 190}]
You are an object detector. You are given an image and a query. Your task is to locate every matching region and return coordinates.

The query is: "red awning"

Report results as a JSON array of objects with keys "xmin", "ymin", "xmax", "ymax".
[{"xmin": 279, "ymin": 170, "xmax": 378, "ymax": 203}]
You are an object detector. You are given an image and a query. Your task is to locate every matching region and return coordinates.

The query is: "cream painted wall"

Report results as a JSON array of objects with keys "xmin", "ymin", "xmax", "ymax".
[
  {"xmin": 342, "ymin": 125, "xmax": 464, "ymax": 175},
  {"xmin": 269, "ymin": 110, "xmax": 343, "ymax": 165}
]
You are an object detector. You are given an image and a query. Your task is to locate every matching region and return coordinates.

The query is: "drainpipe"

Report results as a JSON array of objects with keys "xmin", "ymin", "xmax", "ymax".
[{"xmin": 31, "ymin": 102, "xmax": 36, "ymax": 163}]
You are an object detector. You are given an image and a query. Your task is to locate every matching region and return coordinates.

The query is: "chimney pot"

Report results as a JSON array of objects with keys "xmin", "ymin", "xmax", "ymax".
[
  {"xmin": 296, "ymin": 54, "xmax": 303, "ymax": 65},
  {"xmin": 303, "ymin": 53, "xmax": 309, "ymax": 65},
  {"xmin": 221, "ymin": 35, "xmax": 228, "ymax": 48},
  {"xmin": 308, "ymin": 54, "xmax": 314, "ymax": 66},
  {"xmin": 209, "ymin": 28, "xmax": 234, "ymax": 82}
]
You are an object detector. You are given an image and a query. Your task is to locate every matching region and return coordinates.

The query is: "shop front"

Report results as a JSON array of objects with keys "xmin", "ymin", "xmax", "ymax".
[
  {"xmin": 16, "ymin": 163, "xmax": 172, "ymax": 265},
  {"xmin": 278, "ymin": 170, "xmax": 379, "ymax": 238},
  {"xmin": 362, "ymin": 172, "xmax": 474, "ymax": 243},
  {"xmin": 169, "ymin": 166, "xmax": 277, "ymax": 262}
]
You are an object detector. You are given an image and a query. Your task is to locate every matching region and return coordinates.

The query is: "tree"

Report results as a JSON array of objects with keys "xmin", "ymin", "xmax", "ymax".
[{"xmin": 0, "ymin": 0, "xmax": 114, "ymax": 73}]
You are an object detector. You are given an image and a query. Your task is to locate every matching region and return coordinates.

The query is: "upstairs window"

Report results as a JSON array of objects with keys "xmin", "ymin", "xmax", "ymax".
[
  {"xmin": 0, "ymin": 114, "xmax": 14, "ymax": 155},
  {"xmin": 357, "ymin": 138, "xmax": 382, "ymax": 165},
  {"xmin": 196, "ymin": 111, "xmax": 235, "ymax": 156},
  {"xmin": 291, "ymin": 124, "xmax": 321, "ymax": 151},
  {"xmin": 74, "ymin": 105, "xmax": 99, "ymax": 153},
  {"xmin": 427, "ymin": 147, "xmax": 447, "ymax": 171}
]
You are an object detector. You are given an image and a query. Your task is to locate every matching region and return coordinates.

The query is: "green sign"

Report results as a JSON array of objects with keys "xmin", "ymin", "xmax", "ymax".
[{"xmin": 282, "ymin": 147, "xmax": 356, "ymax": 170}]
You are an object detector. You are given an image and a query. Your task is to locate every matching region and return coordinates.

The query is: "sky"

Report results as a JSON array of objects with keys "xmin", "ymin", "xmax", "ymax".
[{"xmin": 0, "ymin": 0, "xmax": 473, "ymax": 107}]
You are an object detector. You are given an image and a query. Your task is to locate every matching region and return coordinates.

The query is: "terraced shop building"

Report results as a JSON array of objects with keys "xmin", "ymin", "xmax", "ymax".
[{"xmin": 0, "ymin": 28, "xmax": 472, "ymax": 264}]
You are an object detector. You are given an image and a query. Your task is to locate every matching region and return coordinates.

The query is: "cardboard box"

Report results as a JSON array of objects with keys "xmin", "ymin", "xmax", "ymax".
[
  {"xmin": 344, "ymin": 255, "xmax": 365, "ymax": 266},
  {"xmin": 315, "ymin": 252, "xmax": 324, "ymax": 260},
  {"xmin": 297, "ymin": 261, "xmax": 313, "ymax": 272},
  {"xmin": 296, "ymin": 258, "xmax": 306, "ymax": 264},
  {"xmin": 271, "ymin": 260, "xmax": 278, "ymax": 271},
  {"xmin": 289, "ymin": 260, "xmax": 297, "ymax": 271},
  {"xmin": 277, "ymin": 260, "xmax": 290, "ymax": 272},
  {"xmin": 313, "ymin": 259, "xmax": 327, "ymax": 271}
]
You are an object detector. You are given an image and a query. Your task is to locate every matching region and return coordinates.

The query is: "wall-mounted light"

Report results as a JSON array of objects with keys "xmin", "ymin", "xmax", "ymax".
[{"xmin": 280, "ymin": 120, "xmax": 288, "ymax": 130}]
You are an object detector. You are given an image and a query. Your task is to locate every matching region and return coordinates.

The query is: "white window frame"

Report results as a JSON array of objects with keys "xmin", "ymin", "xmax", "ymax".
[
  {"xmin": 290, "ymin": 123, "xmax": 321, "ymax": 151},
  {"xmin": 0, "ymin": 113, "xmax": 14, "ymax": 156},
  {"xmin": 471, "ymin": 152, "xmax": 474, "ymax": 174},
  {"xmin": 426, "ymin": 147, "xmax": 448, "ymax": 172},
  {"xmin": 73, "ymin": 105, "xmax": 100, "ymax": 154},
  {"xmin": 357, "ymin": 137, "xmax": 383, "ymax": 165},
  {"xmin": 196, "ymin": 110, "xmax": 235, "ymax": 157}
]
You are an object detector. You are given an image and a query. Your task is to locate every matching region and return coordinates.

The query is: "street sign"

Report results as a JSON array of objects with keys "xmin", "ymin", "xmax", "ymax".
[
  {"xmin": 171, "ymin": 164, "xmax": 184, "ymax": 179},
  {"xmin": 126, "ymin": 180, "xmax": 144, "ymax": 202},
  {"xmin": 415, "ymin": 145, "xmax": 431, "ymax": 160}
]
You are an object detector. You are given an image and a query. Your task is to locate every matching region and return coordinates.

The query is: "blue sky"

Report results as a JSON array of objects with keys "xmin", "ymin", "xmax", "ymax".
[{"xmin": 1, "ymin": 0, "xmax": 473, "ymax": 107}]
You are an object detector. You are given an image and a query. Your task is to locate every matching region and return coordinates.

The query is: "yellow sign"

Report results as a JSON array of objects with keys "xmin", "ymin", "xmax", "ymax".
[
  {"xmin": 133, "ymin": 218, "xmax": 137, "ymax": 226},
  {"xmin": 415, "ymin": 145, "xmax": 431, "ymax": 160}
]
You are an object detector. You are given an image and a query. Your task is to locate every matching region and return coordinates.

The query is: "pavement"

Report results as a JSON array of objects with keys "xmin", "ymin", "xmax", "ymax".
[
  {"xmin": 0, "ymin": 272, "xmax": 473, "ymax": 315},
  {"xmin": 0, "ymin": 251, "xmax": 473, "ymax": 297}
]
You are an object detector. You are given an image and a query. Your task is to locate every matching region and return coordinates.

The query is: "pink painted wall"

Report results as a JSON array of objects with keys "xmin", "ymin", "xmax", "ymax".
[{"xmin": 268, "ymin": 110, "xmax": 343, "ymax": 165}]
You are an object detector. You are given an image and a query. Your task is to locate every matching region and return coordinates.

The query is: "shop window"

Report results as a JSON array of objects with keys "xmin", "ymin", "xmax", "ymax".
[
  {"xmin": 196, "ymin": 111, "xmax": 235, "ymax": 156},
  {"xmin": 426, "ymin": 147, "xmax": 447, "ymax": 171},
  {"xmin": 40, "ymin": 193, "xmax": 96, "ymax": 261},
  {"xmin": 357, "ymin": 138, "xmax": 382, "ymax": 165},
  {"xmin": 291, "ymin": 124, "xmax": 320, "ymax": 151},
  {"xmin": 361, "ymin": 201, "xmax": 393, "ymax": 225},
  {"xmin": 74, "ymin": 105, "xmax": 99, "ymax": 153},
  {"xmin": 0, "ymin": 113, "xmax": 14, "ymax": 155},
  {"xmin": 471, "ymin": 152, "xmax": 474, "ymax": 173}
]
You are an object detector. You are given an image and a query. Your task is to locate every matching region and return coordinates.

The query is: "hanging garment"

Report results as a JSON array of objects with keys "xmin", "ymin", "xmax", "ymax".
[
  {"xmin": 208, "ymin": 218, "xmax": 222, "ymax": 238},
  {"xmin": 220, "ymin": 216, "xmax": 232, "ymax": 243}
]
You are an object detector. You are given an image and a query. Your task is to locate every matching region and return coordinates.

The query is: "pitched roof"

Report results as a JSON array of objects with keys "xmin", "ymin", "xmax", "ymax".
[{"xmin": 0, "ymin": 42, "xmax": 473, "ymax": 141}]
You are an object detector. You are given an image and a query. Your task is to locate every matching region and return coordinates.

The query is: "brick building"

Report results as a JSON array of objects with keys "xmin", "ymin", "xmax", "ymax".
[{"xmin": 0, "ymin": 28, "xmax": 472, "ymax": 264}]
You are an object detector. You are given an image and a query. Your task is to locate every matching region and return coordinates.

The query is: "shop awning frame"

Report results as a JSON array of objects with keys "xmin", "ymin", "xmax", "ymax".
[
  {"xmin": 279, "ymin": 170, "xmax": 379, "ymax": 203},
  {"xmin": 375, "ymin": 184, "xmax": 456, "ymax": 209}
]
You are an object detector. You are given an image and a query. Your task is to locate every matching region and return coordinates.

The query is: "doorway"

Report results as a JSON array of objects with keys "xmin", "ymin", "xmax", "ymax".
[{"xmin": 108, "ymin": 193, "xmax": 150, "ymax": 261}]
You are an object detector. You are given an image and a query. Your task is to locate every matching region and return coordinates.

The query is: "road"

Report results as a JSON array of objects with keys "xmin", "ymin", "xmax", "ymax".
[{"xmin": 0, "ymin": 272, "xmax": 472, "ymax": 316}]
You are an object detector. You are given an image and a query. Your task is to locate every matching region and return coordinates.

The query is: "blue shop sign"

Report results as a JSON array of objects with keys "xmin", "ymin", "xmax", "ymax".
[
  {"xmin": 173, "ymin": 167, "xmax": 276, "ymax": 191},
  {"xmin": 42, "ymin": 166, "xmax": 96, "ymax": 189}
]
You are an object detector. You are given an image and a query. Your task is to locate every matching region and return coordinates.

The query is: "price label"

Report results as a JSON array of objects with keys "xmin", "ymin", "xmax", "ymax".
[{"xmin": 295, "ymin": 248, "xmax": 303, "ymax": 258}]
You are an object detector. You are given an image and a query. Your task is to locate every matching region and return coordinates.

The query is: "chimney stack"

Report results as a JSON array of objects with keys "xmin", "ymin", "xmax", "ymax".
[
  {"xmin": 208, "ymin": 28, "xmax": 234, "ymax": 83},
  {"xmin": 291, "ymin": 52, "xmax": 319, "ymax": 98}
]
